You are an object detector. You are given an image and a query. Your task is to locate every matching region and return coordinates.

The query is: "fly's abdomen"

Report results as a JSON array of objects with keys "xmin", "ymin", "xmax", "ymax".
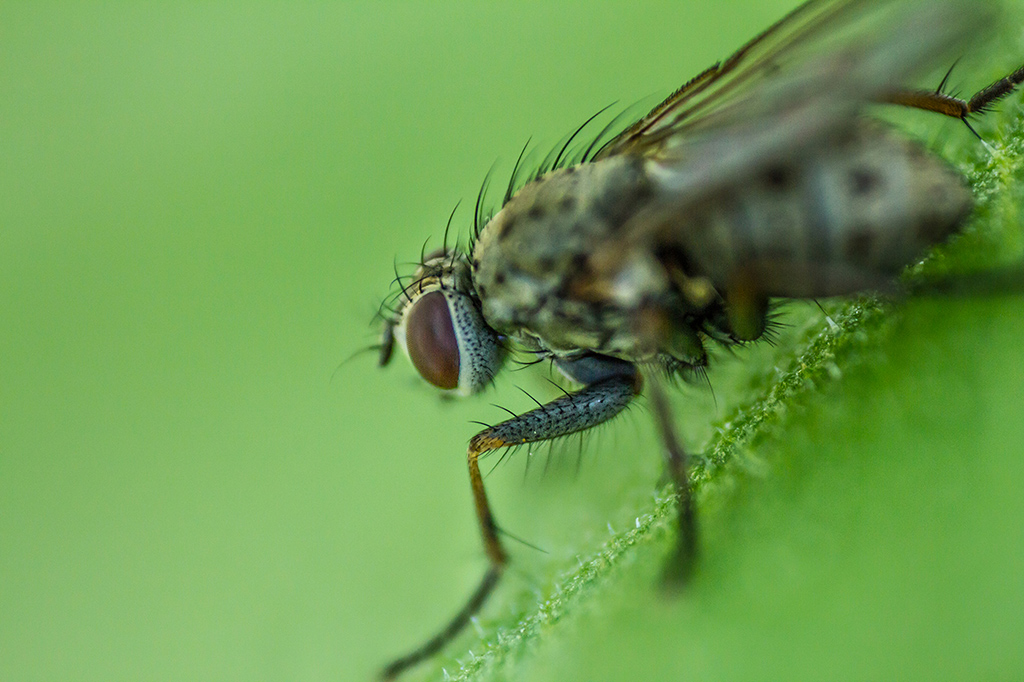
[{"xmin": 657, "ymin": 121, "xmax": 973, "ymax": 298}]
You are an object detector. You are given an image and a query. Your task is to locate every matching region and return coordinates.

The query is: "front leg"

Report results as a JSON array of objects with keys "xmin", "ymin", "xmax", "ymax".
[{"xmin": 380, "ymin": 359, "xmax": 640, "ymax": 680}]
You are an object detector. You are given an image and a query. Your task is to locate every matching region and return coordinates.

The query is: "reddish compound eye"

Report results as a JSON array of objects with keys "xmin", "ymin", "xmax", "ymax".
[{"xmin": 405, "ymin": 291, "xmax": 460, "ymax": 390}]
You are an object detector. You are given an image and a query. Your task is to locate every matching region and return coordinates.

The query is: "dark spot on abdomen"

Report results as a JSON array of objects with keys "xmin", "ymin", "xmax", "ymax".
[
  {"xmin": 849, "ymin": 167, "xmax": 880, "ymax": 196},
  {"xmin": 844, "ymin": 229, "xmax": 876, "ymax": 264},
  {"xmin": 915, "ymin": 215, "xmax": 957, "ymax": 244},
  {"xmin": 764, "ymin": 165, "xmax": 793, "ymax": 190}
]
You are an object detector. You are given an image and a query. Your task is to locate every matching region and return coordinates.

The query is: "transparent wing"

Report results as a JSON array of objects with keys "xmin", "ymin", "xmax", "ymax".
[
  {"xmin": 597, "ymin": 0, "xmax": 864, "ymax": 159},
  {"xmin": 596, "ymin": 0, "xmax": 993, "ymax": 182}
]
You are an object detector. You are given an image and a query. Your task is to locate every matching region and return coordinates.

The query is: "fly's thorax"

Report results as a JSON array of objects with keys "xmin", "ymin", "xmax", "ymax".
[
  {"xmin": 471, "ymin": 156, "xmax": 675, "ymax": 357},
  {"xmin": 389, "ymin": 253, "xmax": 505, "ymax": 396},
  {"xmin": 644, "ymin": 119, "xmax": 974, "ymax": 298}
]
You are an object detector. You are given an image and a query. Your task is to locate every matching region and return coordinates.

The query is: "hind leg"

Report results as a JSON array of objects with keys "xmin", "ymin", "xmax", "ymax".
[{"xmin": 883, "ymin": 63, "xmax": 1024, "ymax": 136}]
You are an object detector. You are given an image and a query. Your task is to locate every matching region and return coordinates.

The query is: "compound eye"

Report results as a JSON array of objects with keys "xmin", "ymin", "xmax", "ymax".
[{"xmin": 405, "ymin": 291, "xmax": 460, "ymax": 390}]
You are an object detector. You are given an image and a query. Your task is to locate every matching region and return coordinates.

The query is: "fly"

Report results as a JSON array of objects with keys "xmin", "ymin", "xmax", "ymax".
[{"xmin": 373, "ymin": 0, "xmax": 1024, "ymax": 677}]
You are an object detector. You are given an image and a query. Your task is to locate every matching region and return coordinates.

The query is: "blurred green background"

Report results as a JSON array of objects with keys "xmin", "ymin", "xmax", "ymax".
[{"xmin": 3, "ymin": 2, "xmax": 1024, "ymax": 681}]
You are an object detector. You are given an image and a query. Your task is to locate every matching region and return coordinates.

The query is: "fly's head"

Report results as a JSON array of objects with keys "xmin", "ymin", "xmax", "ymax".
[{"xmin": 379, "ymin": 250, "xmax": 505, "ymax": 397}]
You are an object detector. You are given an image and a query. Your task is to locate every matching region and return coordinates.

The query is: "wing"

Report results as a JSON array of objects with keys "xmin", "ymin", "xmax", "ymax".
[
  {"xmin": 597, "ymin": 0, "xmax": 994, "ymax": 185},
  {"xmin": 596, "ymin": 0, "xmax": 867, "ymax": 159}
]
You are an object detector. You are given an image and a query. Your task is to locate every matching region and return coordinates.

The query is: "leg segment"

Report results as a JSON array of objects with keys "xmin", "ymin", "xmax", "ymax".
[
  {"xmin": 647, "ymin": 373, "xmax": 698, "ymax": 586},
  {"xmin": 379, "ymin": 568, "xmax": 501, "ymax": 681},
  {"xmin": 379, "ymin": 362, "xmax": 640, "ymax": 680},
  {"xmin": 883, "ymin": 63, "xmax": 1024, "ymax": 135}
]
